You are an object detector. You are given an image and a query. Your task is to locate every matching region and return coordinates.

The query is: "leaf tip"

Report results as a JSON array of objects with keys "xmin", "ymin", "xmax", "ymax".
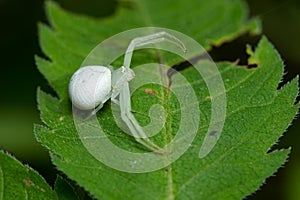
[{"xmin": 45, "ymin": 0, "xmax": 60, "ymax": 15}]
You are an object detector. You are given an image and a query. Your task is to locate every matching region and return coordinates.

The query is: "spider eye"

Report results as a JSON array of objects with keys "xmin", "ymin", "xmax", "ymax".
[{"xmin": 69, "ymin": 65, "xmax": 112, "ymax": 110}]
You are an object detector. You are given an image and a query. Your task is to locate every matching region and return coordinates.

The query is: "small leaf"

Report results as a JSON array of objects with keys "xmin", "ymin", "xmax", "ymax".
[{"xmin": 0, "ymin": 151, "xmax": 57, "ymax": 199}]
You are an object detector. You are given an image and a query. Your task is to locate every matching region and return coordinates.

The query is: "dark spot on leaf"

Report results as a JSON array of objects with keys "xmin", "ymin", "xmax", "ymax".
[
  {"xmin": 209, "ymin": 131, "xmax": 217, "ymax": 136},
  {"xmin": 24, "ymin": 178, "xmax": 34, "ymax": 187},
  {"xmin": 145, "ymin": 88, "xmax": 158, "ymax": 96}
]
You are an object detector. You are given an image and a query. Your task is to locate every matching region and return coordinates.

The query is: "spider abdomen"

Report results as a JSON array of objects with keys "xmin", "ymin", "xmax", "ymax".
[{"xmin": 69, "ymin": 65, "xmax": 111, "ymax": 110}]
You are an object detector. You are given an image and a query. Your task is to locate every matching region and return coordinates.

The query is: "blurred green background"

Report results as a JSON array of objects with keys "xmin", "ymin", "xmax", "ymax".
[{"xmin": 0, "ymin": 0, "xmax": 299, "ymax": 199}]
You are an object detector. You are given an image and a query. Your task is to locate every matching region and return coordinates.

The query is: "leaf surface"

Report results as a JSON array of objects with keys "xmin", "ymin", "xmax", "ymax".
[
  {"xmin": 35, "ymin": 1, "xmax": 299, "ymax": 199},
  {"xmin": 0, "ymin": 151, "xmax": 57, "ymax": 199}
]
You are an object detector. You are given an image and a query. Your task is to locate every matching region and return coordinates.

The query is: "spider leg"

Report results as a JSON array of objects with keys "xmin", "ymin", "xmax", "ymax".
[
  {"xmin": 83, "ymin": 93, "xmax": 112, "ymax": 120},
  {"xmin": 119, "ymin": 82, "xmax": 166, "ymax": 154},
  {"xmin": 123, "ymin": 31, "xmax": 187, "ymax": 69},
  {"xmin": 111, "ymin": 32, "xmax": 185, "ymax": 153}
]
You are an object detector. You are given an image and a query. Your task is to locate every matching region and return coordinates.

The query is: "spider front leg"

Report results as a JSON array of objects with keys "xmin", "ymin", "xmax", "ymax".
[{"xmin": 123, "ymin": 31, "xmax": 187, "ymax": 69}]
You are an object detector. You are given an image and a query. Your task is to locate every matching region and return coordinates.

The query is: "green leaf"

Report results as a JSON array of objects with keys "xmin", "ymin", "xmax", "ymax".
[
  {"xmin": 35, "ymin": 1, "xmax": 299, "ymax": 200},
  {"xmin": 0, "ymin": 151, "xmax": 57, "ymax": 199}
]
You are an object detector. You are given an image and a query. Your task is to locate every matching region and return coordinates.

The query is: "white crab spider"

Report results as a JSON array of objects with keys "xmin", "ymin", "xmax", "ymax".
[{"xmin": 69, "ymin": 31, "xmax": 187, "ymax": 153}]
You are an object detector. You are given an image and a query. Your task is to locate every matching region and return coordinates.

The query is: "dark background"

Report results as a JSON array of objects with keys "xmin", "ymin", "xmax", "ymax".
[{"xmin": 0, "ymin": 0, "xmax": 299, "ymax": 199}]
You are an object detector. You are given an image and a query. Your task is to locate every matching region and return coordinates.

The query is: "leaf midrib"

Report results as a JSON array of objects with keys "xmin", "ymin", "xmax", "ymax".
[
  {"xmin": 155, "ymin": 61, "xmax": 175, "ymax": 199},
  {"xmin": 163, "ymin": 88, "xmax": 175, "ymax": 200}
]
